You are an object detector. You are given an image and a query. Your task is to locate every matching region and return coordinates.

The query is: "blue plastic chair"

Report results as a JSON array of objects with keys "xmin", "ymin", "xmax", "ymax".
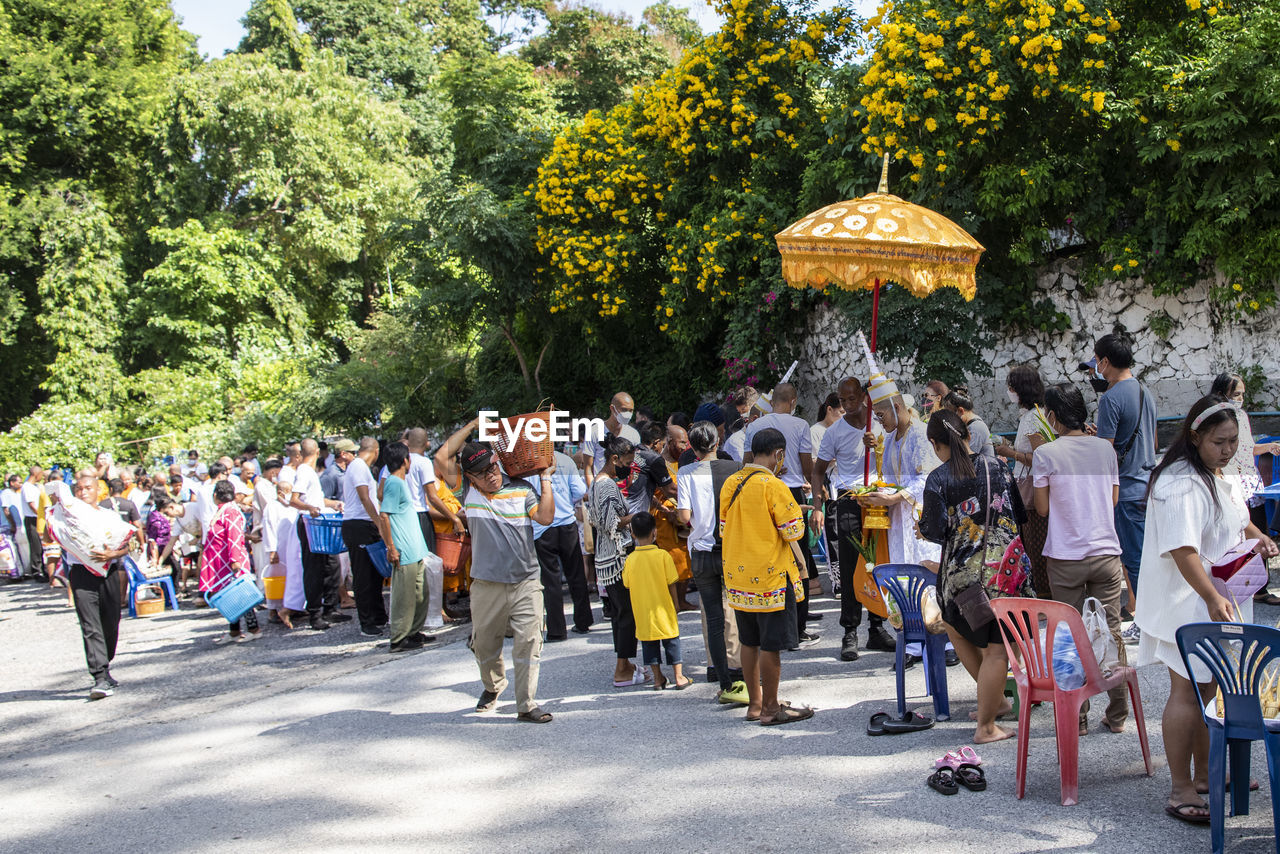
[
  {"xmin": 124, "ymin": 555, "xmax": 180, "ymax": 617},
  {"xmin": 1176, "ymin": 623, "xmax": 1280, "ymax": 854},
  {"xmin": 872, "ymin": 563, "xmax": 950, "ymax": 721}
]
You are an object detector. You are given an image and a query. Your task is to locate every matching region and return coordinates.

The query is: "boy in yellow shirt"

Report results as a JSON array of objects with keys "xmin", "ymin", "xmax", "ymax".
[{"xmin": 623, "ymin": 512, "xmax": 691, "ymax": 690}]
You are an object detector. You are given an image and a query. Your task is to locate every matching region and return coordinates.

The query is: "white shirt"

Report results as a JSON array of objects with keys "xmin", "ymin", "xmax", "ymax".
[
  {"xmin": 676, "ymin": 460, "xmax": 718, "ymax": 553},
  {"xmin": 724, "ymin": 430, "xmax": 746, "ymax": 463},
  {"xmin": 341, "ymin": 458, "xmax": 378, "ymax": 522},
  {"xmin": 292, "ymin": 464, "xmax": 324, "ymax": 510},
  {"xmin": 810, "ymin": 422, "xmax": 831, "ymax": 474},
  {"xmin": 817, "ymin": 416, "xmax": 884, "ymax": 492},
  {"xmin": 1136, "ymin": 462, "xmax": 1251, "ymax": 674},
  {"xmin": 582, "ymin": 424, "xmax": 641, "ymax": 474},
  {"xmin": 1, "ymin": 487, "xmax": 21, "ymax": 522},
  {"xmin": 20, "ymin": 482, "xmax": 41, "ymax": 517},
  {"xmin": 1031, "ymin": 435, "xmax": 1122, "ymax": 560},
  {"xmin": 744, "ymin": 412, "xmax": 811, "ymax": 489},
  {"xmin": 407, "ymin": 452, "xmax": 436, "ymax": 513},
  {"xmin": 194, "ymin": 480, "xmax": 219, "ymax": 535},
  {"xmin": 253, "ymin": 478, "xmax": 276, "ymax": 529},
  {"xmin": 278, "ymin": 464, "xmax": 297, "ymax": 486},
  {"xmin": 231, "ymin": 475, "xmax": 254, "ymax": 497}
]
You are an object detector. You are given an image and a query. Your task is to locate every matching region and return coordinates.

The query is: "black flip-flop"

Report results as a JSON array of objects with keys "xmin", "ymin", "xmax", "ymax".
[
  {"xmin": 867, "ymin": 711, "xmax": 892, "ymax": 736},
  {"xmin": 516, "ymin": 707, "xmax": 553, "ymax": 724},
  {"xmin": 955, "ymin": 764, "xmax": 987, "ymax": 791},
  {"xmin": 928, "ymin": 767, "xmax": 959, "ymax": 795},
  {"xmin": 760, "ymin": 703, "xmax": 814, "ymax": 726},
  {"xmin": 882, "ymin": 710, "xmax": 935, "ymax": 734},
  {"xmin": 1165, "ymin": 802, "xmax": 1210, "ymax": 825}
]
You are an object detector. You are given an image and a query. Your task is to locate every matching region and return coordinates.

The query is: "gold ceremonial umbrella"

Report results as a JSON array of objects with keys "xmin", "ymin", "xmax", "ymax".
[
  {"xmin": 774, "ymin": 155, "xmax": 984, "ymax": 301},
  {"xmin": 775, "ymin": 156, "xmax": 984, "ymax": 620}
]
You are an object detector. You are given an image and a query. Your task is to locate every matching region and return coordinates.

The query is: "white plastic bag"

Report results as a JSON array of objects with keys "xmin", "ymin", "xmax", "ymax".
[
  {"xmin": 45, "ymin": 497, "xmax": 135, "ymax": 575},
  {"xmin": 423, "ymin": 550, "xmax": 445, "ymax": 629},
  {"xmin": 1082, "ymin": 596, "xmax": 1120, "ymax": 676}
]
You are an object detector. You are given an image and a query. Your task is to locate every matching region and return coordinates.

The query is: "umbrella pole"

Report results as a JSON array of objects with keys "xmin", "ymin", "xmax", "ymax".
[{"xmin": 864, "ymin": 278, "xmax": 881, "ymax": 486}]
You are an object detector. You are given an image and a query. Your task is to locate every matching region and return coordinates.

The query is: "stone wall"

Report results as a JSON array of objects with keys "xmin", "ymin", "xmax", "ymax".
[{"xmin": 795, "ymin": 265, "xmax": 1280, "ymax": 431}]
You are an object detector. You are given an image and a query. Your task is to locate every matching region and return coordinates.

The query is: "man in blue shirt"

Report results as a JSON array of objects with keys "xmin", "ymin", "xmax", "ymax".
[
  {"xmin": 531, "ymin": 447, "xmax": 591, "ymax": 640},
  {"xmin": 1089, "ymin": 334, "xmax": 1158, "ymax": 599}
]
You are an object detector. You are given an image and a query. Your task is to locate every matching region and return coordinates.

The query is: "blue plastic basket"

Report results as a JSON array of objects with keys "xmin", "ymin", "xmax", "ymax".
[
  {"xmin": 303, "ymin": 513, "xmax": 346, "ymax": 554},
  {"xmin": 363, "ymin": 541, "xmax": 393, "ymax": 578},
  {"xmin": 208, "ymin": 574, "xmax": 265, "ymax": 623}
]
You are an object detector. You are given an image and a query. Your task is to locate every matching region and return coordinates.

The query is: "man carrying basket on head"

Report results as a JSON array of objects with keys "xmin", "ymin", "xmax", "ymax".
[{"xmin": 445, "ymin": 439, "xmax": 556, "ymax": 724}]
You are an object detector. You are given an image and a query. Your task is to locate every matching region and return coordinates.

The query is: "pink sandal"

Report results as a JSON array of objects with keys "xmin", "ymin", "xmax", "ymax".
[{"xmin": 935, "ymin": 746, "xmax": 983, "ymax": 770}]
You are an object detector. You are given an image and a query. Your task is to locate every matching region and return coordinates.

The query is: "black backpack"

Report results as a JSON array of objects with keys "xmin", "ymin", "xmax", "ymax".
[{"xmin": 709, "ymin": 459, "xmax": 743, "ymax": 548}]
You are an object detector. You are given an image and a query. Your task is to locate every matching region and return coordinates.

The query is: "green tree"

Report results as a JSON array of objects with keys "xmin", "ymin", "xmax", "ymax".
[
  {"xmin": 137, "ymin": 51, "xmax": 430, "ymax": 365},
  {"xmin": 0, "ymin": 0, "xmax": 194, "ymax": 425},
  {"xmin": 643, "ymin": 0, "xmax": 703, "ymax": 54},
  {"xmin": 35, "ymin": 191, "xmax": 127, "ymax": 406},
  {"xmin": 521, "ymin": 4, "xmax": 676, "ymax": 117}
]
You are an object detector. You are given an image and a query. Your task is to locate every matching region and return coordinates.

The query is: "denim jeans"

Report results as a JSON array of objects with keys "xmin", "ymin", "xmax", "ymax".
[
  {"xmin": 1113, "ymin": 500, "xmax": 1147, "ymax": 590},
  {"xmin": 641, "ymin": 636, "xmax": 682, "ymax": 666}
]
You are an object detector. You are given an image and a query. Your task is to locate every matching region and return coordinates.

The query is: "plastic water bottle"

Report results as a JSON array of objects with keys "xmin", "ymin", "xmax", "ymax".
[{"xmin": 1052, "ymin": 624, "xmax": 1086, "ymax": 690}]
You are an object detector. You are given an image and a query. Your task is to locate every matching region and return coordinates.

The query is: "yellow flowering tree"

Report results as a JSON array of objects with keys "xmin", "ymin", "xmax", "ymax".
[
  {"xmin": 852, "ymin": 0, "xmax": 1280, "ymax": 324},
  {"xmin": 534, "ymin": 0, "xmax": 861, "ymax": 376}
]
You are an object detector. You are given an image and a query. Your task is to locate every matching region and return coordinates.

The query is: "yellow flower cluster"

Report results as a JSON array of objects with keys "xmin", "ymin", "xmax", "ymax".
[
  {"xmin": 532, "ymin": 0, "xmax": 850, "ymax": 326},
  {"xmin": 532, "ymin": 105, "xmax": 653, "ymax": 318},
  {"xmin": 858, "ymin": 0, "xmax": 1122, "ymax": 178}
]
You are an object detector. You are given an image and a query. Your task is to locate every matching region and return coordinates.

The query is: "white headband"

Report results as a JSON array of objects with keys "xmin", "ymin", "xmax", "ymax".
[{"xmin": 1190, "ymin": 401, "xmax": 1234, "ymax": 431}]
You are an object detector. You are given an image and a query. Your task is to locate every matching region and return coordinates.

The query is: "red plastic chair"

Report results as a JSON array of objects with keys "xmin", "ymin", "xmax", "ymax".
[{"xmin": 992, "ymin": 597, "xmax": 1153, "ymax": 805}]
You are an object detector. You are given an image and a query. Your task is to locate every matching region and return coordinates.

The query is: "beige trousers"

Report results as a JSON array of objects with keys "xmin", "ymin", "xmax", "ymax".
[
  {"xmin": 468, "ymin": 576, "xmax": 545, "ymax": 713},
  {"xmin": 1046, "ymin": 553, "xmax": 1129, "ymax": 728}
]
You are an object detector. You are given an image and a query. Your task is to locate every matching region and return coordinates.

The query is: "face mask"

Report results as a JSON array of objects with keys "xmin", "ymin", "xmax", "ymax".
[
  {"xmin": 773, "ymin": 456, "xmax": 787, "ymax": 477},
  {"xmin": 1089, "ymin": 377, "xmax": 1109, "ymax": 394},
  {"xmin": 614, "ymin": 407, "xmax": 633, "ymax": 425},
  {"xmin": 1228, "ymin": 397, "xmax": 1243, "ymax": 408},
  {"xmin": 1007, "ymin": 389, "xmax": 1019, "ymax": 406}
]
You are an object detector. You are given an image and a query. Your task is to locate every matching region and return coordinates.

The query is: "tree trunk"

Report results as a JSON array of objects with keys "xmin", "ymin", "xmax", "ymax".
[{"xmin": 502, "ymin": 321, "xmax": 533, "ymax": 396}]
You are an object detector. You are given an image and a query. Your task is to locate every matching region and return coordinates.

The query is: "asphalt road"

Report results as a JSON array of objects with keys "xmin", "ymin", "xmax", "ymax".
[{"xmin": 1, "ymin": 579, "xmax": 1276, "ymax": 853}]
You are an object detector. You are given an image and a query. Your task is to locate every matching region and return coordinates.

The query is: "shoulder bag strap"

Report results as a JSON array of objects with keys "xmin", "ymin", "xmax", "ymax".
[
  {"xmin": 1115, "ymin": 383, "xmax": 1146, "ymax": 465},
  {"xmin": 725, "ymin": 470, "xmax": 764, "ymax": 513},
  {"xmin": 979, "ymin": 458, "xmax": 994, "ymax": 563}
]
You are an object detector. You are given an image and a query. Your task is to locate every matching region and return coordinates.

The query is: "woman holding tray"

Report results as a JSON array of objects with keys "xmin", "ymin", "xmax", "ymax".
[{"xmin": 1134, "ymin": 395, "xmax": 1278, "ymax": 824}]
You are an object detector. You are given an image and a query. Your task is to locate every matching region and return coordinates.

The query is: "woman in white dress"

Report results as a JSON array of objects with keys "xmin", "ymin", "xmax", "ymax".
[{"xmin": 1134, "ymin": 395, "xmax": 1278, "ymax": 824}]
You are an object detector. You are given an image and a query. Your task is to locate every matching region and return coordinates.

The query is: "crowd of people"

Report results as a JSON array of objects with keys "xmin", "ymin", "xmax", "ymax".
[{"xmin": 3, "ymin": 330, "xmax": 1279, "ymax": 821}]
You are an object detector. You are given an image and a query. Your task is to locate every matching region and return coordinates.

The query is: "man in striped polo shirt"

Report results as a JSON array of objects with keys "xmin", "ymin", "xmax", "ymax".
[{"xmin": 457, "ymin": 442, "xmax": 557, "ymax": 723}]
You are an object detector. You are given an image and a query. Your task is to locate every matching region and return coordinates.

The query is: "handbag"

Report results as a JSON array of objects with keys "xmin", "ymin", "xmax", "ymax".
[
  {"xmin": 1210, "ymin": 539, "xmax": 1268, "ymax": 601},
  {"xmin": 956, "ymin": 461, "xmax": 1001, "ymax": 630}
]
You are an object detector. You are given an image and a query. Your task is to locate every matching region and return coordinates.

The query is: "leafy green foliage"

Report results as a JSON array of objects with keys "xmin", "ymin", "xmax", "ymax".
[{"xmin": 521, "ymin": 5, "xmax": 676, "ymax": 117}]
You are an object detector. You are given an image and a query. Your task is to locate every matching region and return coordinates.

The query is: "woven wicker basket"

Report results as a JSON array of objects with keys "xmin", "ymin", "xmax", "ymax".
[
  {"xmin": 491, "ymin": 411, "xmax": 555, "ymax": 477},
  {"xmin": 436, "ymin": 533, "xmax": 472, "ymax": 576},
  {"xmin": 136, "ymin": 595, "xmax": 164, "ymax": 617}
]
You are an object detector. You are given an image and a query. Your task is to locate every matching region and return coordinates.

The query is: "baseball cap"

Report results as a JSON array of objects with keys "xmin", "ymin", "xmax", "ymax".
[
  {"xmin": 331, "ymin": 438, "xmax": 359, "ymax": 454},
  {"xmin": 460, "ymin": 442, "xmax": 495, "ymax": 474},
  {"xmin": 1078, "ymin": 357, "xmax": 1098, "ymax": 372}
]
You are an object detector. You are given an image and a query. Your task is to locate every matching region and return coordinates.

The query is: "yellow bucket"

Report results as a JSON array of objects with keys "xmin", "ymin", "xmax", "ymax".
[{"xmin": 262, "ymin": 575, "xmax": 286, "ymax": 600}]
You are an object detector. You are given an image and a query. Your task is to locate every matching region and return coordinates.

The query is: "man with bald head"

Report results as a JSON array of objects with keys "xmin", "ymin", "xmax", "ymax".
[
  {"xmin": 342, "ymin": 437, "xmax": 388, "ymax": 636},
  {"xmin": 809, "ymin": 377, "xmax": 894, "ymax": 661},
  {"xmin": 292, "ymin": 438, "xmax": 349, "ymax": 630},
  {"xmin": 579, "ymin": 391, "xmax": 641, "ymax": 486},
  {"xmin": 745, "ymin": 382, "xmax": 820, "ymax": 645}
]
